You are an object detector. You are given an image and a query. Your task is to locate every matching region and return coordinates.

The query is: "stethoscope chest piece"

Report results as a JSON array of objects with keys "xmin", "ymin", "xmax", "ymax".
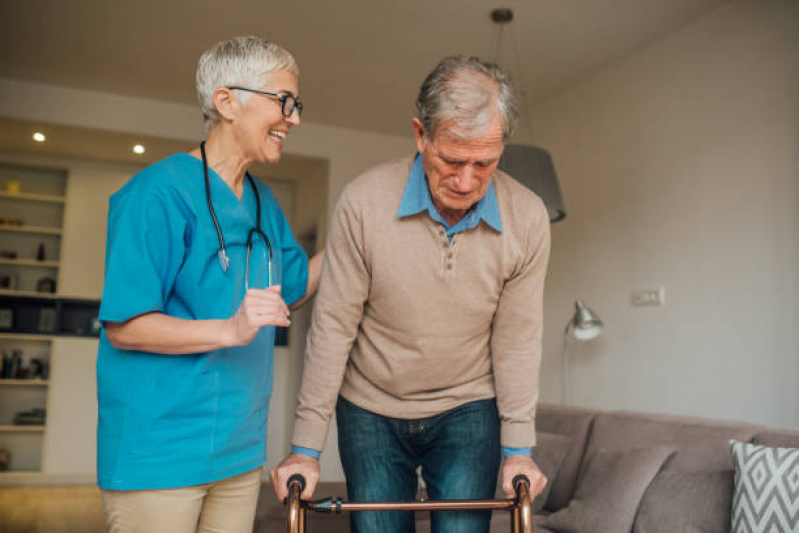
[{"xmin": 218, "ymin": 250, "xmax": 230, "ymax": 273}]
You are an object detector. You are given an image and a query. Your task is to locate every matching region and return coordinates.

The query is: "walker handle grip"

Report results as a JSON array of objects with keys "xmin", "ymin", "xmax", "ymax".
[
  {"xmin": 287, "ymin": 474, "xmax": 307, "ymax": 493},
  {"xmin": 512, "ymin": 474, "xmax": 530, "ymax": 492}
]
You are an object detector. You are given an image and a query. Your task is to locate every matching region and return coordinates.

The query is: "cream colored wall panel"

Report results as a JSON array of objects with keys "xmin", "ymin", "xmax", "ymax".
[{"xmin": 42, "ymin": 337, "xmax": 98, "ymax": 477}]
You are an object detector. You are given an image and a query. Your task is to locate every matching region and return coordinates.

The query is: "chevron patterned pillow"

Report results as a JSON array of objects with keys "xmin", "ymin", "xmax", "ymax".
[{"xmin": 730, "ymin": 440, "xmax": 799, "ymax": 532}]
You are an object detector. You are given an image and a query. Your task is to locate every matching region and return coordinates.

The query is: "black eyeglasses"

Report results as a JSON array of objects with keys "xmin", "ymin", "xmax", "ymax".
[{"xmin": 227, "ymin": 86, "xmax": 303, "ymax": 117}]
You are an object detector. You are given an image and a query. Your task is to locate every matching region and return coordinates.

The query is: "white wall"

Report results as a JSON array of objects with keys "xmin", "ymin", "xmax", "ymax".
[
  {"xmin": 530, "ymin": 0, "xmax": 799, "ymax": 428},
  {"xmin": 42, "ymin": 337, "xmax": 99, "ymax": 481}
]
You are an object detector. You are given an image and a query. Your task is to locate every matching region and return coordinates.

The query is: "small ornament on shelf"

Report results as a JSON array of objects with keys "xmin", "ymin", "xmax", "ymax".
[
  {"xmin": 4, "ymin": 180, "xmax": 22, "ymax": 194},
  {"xmin": 0, "ymin": 274, "xmax": 17, "ymax": 290},
  {"xmin": 36, "ymin": 277, "xmax": 56, "ymax": 294},
  {"xmin": 0, "ymin": 308, "xmax": 12, "ymax": 330}
]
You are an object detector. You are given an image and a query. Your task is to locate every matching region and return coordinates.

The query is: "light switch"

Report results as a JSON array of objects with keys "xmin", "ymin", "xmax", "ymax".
[{"xmin": 631, "ymin": 287, "xmax": 665, "ymax": 307}]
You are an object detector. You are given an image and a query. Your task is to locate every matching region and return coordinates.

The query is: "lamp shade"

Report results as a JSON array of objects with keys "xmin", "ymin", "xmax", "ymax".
[
  {"xmin": 498, "ymin": 144, "xmax": 566, "ymax": 223},
  {"xmin": 570, "ymin": 300, "xmax": 603, "ymax": 341}
]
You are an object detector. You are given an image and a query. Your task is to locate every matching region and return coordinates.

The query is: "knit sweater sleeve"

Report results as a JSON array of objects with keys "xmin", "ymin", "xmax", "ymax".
[
  {"xmin": 291, "ymin": 188, "xmax": 370, "ymax": 451},
  {"xmin": 490, "ymin": 205, "xmax": 551, "ymax": 448}
]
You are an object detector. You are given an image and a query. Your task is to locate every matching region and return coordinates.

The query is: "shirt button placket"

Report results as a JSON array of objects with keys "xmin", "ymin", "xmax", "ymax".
[{"xmin": 445, "ymin": 236, "xmax": 455, "ymax": 273}]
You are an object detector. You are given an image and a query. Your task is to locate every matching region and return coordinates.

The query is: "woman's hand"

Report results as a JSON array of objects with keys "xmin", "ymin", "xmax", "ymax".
[{"xmin": 228, "ymin": 285, "xmax": 291, "ymax": 346}]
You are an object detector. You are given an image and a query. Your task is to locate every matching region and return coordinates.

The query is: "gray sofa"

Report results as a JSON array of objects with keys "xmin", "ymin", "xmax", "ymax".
[
  {"xmin": 527, "ymin": 404, "xmax": 799, "ymax": 532},
  {"xmin": 255, "ymin": 404, "xmax": 799, "ymax": 532}
]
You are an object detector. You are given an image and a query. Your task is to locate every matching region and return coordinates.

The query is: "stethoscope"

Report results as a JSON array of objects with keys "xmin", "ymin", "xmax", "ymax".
[{"xmin": 201, "ymin": 141, "xmax": 273, "ymax": 288}]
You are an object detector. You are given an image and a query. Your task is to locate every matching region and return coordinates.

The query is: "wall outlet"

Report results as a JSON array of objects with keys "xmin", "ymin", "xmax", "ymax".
[{"xmin": 631, "ymin": 287, "xmax": 665, "ymax": 307}]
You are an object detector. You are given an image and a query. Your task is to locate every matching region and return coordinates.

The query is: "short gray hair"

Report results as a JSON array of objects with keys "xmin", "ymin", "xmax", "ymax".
[
  {"xmin": 415, "ymin": 55, "xmax": 517, "ymax": 141},
  {"xmin": 197, "ymin": 36, "xmax": 299, "ymax": 133}
]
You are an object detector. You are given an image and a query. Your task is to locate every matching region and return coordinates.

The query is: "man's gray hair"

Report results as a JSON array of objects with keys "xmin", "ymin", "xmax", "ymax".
[
  {"xmin": 197, "ymin": 36, "xmax": 299, "ymax": 134},
  {"xmin": 415, "ymin": 56, "xmax": 518, "ymax": 141}
]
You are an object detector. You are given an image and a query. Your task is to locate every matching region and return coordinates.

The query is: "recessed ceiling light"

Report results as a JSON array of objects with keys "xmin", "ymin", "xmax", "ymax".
[
  {"xmin": 32, "ymin": 132, "xmax": 46, "ymax": 143},
  {"xmin": 133, "ymin": 144, "xmax": 145, "ymax": 154}
]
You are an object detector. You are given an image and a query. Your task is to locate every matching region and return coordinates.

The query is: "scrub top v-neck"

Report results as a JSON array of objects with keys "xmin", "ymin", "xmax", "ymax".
[{"xmin": 96, "ymin": 153, "xmax": 309, "ymax": 490}]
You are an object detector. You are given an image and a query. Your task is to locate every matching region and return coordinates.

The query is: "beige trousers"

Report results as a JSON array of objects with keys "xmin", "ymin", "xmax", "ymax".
[{"xmin": 101, "ymin": 467, "xmax": 263, "ymax": 533}]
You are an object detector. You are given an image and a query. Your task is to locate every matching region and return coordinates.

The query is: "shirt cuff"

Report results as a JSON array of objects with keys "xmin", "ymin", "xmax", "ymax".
[
  {"xmin": 502, "ymin": 446, "xmax": 532, "ymax": 459},
  {"xmin": 291, "ymin": 445, "xmax": 321, "ymax": 459}
]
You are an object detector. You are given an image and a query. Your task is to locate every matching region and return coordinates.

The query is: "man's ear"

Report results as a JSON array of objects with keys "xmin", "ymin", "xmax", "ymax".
[
  {"xmin": 213, "ymin": 87, "xmax": 239, "ymax": 122},
  {"xmin": 411, "ymin": 117, "xmax": 427, "ymax": 154}
]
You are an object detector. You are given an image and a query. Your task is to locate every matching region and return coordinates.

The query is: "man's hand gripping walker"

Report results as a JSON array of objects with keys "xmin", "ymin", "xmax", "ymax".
[{"xmin": 284, "ymin": 473, "xmax": 534, "ymax": 533}]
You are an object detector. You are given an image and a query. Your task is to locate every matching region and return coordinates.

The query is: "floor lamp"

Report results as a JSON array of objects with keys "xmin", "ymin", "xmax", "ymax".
[{"xmin": 562, "ymin": 300, "xmax": 603, "ymax": 405}]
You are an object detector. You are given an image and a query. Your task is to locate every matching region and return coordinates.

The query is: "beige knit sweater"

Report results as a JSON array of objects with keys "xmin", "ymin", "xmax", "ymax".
[{"xmin": 291, "ymin": 155, "xmax": 550, "ymax": 451}]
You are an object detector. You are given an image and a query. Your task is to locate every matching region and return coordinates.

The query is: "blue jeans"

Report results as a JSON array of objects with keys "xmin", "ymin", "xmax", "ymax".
[{"xmin": 336, "ymin": 396, "xmax": 501, "ymax": 533}]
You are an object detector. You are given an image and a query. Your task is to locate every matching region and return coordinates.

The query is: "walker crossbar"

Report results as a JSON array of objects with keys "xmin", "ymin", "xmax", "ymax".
[{"xmin": 285, "ymin": 474, "xmax": 533, "ymax": 532}]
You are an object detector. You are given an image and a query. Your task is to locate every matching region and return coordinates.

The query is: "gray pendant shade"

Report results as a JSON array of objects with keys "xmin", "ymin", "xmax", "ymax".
[{"xmin": 498, "ymin": 144, "xmax": 566, "ymax": 223}]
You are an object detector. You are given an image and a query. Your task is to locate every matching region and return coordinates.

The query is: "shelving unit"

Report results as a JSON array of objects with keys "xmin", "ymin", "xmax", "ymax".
[
  {"xmin": 0, "ymin": 161, "xmax": 66, "ymax": 476},
  {"xmin": 0, "ymin": 161, "xmax": 66, "ymax": 297},
  {"xmin": 0, "ymin": 333, "xmax": 51, "ymax": 474}
]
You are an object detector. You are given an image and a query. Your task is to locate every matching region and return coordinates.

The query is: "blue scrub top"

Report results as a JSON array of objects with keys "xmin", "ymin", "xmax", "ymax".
[{"xmin": 96, "ymin": 153, "xmax": 309, "ymax": 490}]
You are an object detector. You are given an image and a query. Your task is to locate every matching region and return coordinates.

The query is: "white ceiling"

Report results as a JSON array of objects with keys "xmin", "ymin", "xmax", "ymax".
[{"xmin": 0, "ymin": 0, "xmax": 728, "ymax": 138}]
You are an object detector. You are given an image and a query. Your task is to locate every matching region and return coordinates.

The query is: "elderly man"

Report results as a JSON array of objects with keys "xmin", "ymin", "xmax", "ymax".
[{"xmin": 272, "ymin": 55, "xmax": 551, "ymax": 533}]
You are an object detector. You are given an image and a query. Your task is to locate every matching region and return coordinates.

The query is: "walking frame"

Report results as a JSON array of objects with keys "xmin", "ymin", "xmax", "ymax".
[{"xmin": 285, "ymin": 473, "xmax": 533, "ymax": 533}]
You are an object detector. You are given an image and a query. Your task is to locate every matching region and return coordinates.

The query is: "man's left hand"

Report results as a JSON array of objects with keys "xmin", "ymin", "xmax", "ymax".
[{"xmin": 500, "ymin": 455, "xmax": 547, "ymax": 499}]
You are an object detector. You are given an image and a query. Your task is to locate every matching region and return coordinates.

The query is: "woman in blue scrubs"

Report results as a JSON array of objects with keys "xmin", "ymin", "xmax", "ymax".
[{"xmin": 96, "ymin": 36, "xmax": 324, "ymax": 533}]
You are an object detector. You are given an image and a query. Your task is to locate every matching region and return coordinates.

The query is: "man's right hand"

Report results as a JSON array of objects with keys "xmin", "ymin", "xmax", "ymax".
[{"xmin": 270, "ymin": 453, "xmax": 320, "ymax": 501}]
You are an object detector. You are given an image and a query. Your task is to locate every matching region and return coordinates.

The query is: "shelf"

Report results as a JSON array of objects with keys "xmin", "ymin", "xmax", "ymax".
[
  {"xmin": 0, "ymin": 425, "xmax": 45, "ymax": 433},
  {"xmin": 0, "ymin": 289, "xmax": 59, "ymax": 299},
  {"xmin": 0, "ymin": 191, "xmax": 65, "ymax": 204},
  {"xmin": 0, "ymin": 258, "xmax": 60, "ymax": 268},
  {"xmin": 0, "ymin": 225, "xmax": 62, "ymax": 236},
  {"xmin": 0, "ymin": 290, "xmax": 100, "ymax": 302},
  {"xmin": 0, "ymin": 333, "xmax": 55, "ymax": 342},
  {"xmin": 0, "ymin": 379, "xmax": 49, "ymax": 387}
]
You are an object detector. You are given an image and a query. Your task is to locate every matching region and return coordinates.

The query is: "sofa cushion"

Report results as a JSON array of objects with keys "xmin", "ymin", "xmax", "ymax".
[
  {"xmin": 729, "ymin": 440, "xmax": 799, "ymax": 533},
  {"xmin": 583, "ymin": 410, "xmax": 762, "ymax": 473},
  {"xmin": 633, "ymin": 469, "xmax": 733, "ymax": 533},
  {"xmin": 541, "ymin": 446, "xmax": 674, "ymax": 533},
  {"xmin": 530, "ymin": 432, "xmax": 573, "ymax": 513},
  {"xmin": 753, "ymin": 428, "xmax": 799, "ymax": 449},
  {"xmin": 535, "ymin": 404, "xmax": 597, "ymax": 510}
]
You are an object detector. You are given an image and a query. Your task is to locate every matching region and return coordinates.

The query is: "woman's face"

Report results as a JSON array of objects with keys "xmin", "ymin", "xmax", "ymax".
[{"xmin": 235, "ymin": 69, "xmax": 301, "ymax": 165}]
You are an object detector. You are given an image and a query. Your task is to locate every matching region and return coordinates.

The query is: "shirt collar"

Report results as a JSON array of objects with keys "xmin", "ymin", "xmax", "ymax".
[{"xmin": 397, "ymin": 153, "xmax": 502, "ymax": 233}]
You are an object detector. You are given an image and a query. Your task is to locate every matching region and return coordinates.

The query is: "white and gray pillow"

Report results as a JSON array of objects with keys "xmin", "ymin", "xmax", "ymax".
[{"xmin": 729, "ymin": 440, "xmax": 799, "ymax": 533}]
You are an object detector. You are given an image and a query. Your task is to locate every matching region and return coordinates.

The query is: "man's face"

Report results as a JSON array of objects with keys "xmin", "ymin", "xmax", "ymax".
[{"xmin": 413, "ymin": 116, "xmax": 505, "ymax": 220}]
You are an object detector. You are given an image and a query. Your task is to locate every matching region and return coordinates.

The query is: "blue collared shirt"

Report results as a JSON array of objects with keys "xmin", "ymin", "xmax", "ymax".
[
  {"xmin": 292, "ymin": 154, "xmax": 531, "ymax": 460},
  {"xmin": 396, "ymin": 153, "xmax": 502, "ymax": 240}
]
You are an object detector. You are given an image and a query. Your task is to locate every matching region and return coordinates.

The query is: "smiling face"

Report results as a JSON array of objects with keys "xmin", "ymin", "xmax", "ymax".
[
  {"xmin": 413, "ymin": 115, "xmax": 505, "ymax": 225},
  {"xmin": 235, "ymin": 69, "xmax": 300, "ymax": 165}
]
